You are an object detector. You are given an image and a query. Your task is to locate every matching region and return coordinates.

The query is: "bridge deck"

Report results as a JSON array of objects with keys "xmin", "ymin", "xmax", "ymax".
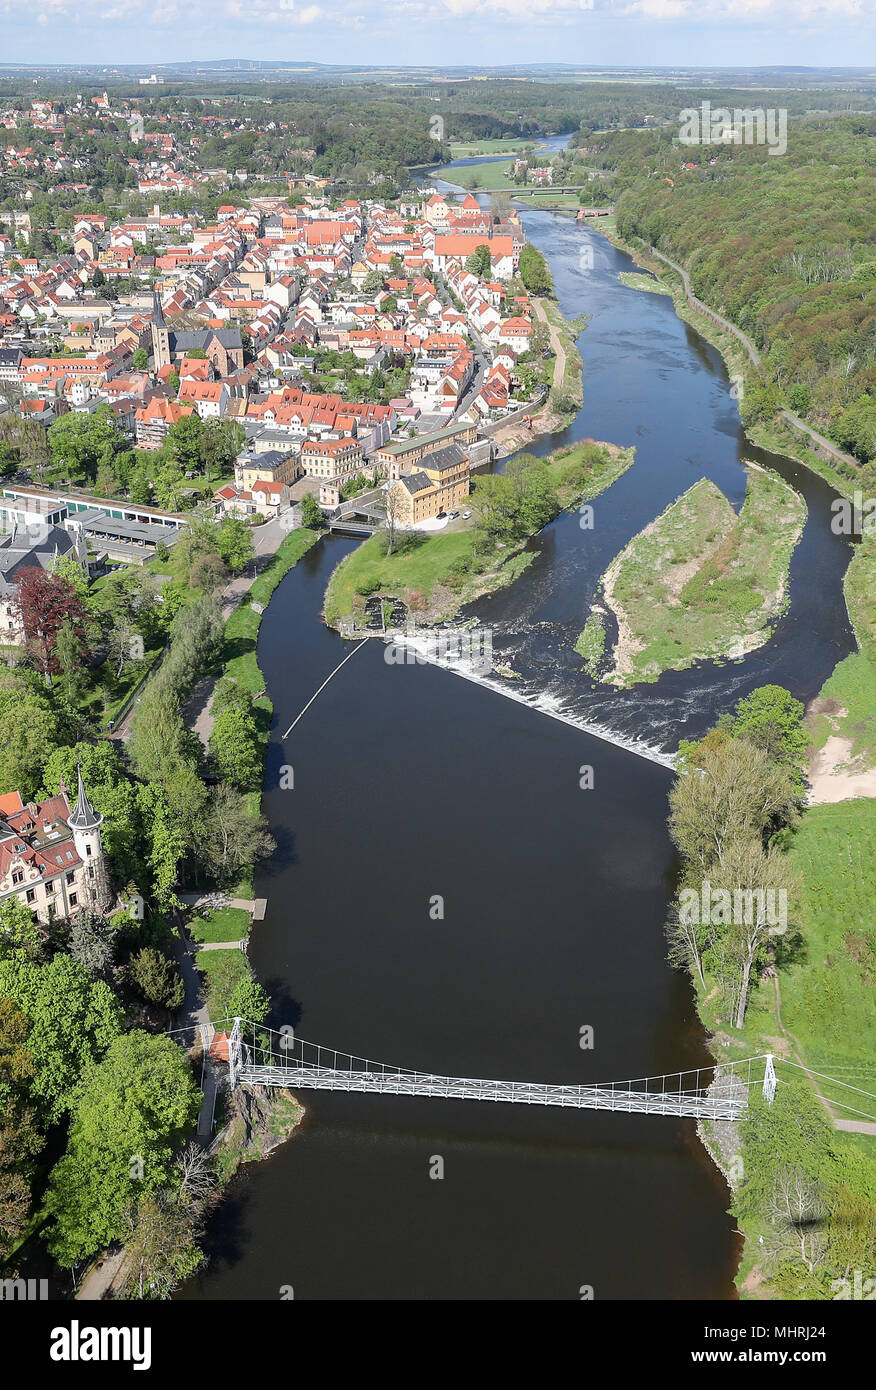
[{"xmin": 238, "ymin": 1064, "xmax": 746, "ymax": 1120}]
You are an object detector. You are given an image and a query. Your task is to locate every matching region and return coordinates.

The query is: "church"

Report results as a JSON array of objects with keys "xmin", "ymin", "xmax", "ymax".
[
  {"xmin": 0, "ymin": 766, "xmax": 112, "ymax": 925},
  {"xmin": 150, "ymin": 292, "xmax": 245, "ymax": 376}
]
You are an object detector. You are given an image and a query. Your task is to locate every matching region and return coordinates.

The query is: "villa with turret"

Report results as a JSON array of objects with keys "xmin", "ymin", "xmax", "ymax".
[{"xmin": 0, "ymin": 767, "xmax": 112, "ymax": 924}]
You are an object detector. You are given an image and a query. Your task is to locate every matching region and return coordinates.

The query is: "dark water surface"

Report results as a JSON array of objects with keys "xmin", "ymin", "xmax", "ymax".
[{"xmin": 181, "ymin": 198, "xmax": 853, "ymax": 1302}]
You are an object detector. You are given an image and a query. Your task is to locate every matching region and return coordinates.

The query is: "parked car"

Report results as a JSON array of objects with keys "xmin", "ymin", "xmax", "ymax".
[
  {"xmin": 462, "ymin": 510, "xmax": 472, "ymax": 519},
  {"xmin": 448, "ymin": 510, "xmax": 459, "ymax": 520}
]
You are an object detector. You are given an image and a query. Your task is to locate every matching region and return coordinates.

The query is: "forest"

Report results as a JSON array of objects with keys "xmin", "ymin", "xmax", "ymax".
[{"xmin": 579, "ymin": 117, "xmax": 876, "ymax": 465}]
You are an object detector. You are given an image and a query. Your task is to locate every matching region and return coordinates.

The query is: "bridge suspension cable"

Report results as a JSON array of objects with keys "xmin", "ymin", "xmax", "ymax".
[{"xmin": 212, "ymin": 1019, "xmax": 779, "ymax": 1122}]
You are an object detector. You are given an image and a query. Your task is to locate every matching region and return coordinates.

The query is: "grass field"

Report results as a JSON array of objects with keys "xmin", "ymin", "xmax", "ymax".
[
  {"xmin": 602, "ymin": 468, "xmax": 806, "ymax": 686},
  {"xmin": 783, "ymin": 799, "xmax": 876, "ymax": 1083},
  {"xmin": 199, "ymin": 947, "xmax": 250, "ymax": 1024},
  {"xmin": 325, "ymin": 528, "xmax": 475, "ymax": 628},
  {"xmin": 449, "ymin": 139, "xmax": 543, "ymax": 157},
  {"xmin": 189, "ymin": 905, "xmax": 251, "ymax": 945},
  {"xmin": 433, "ymin": 158, "xmax": 516, "ymax": 190}
]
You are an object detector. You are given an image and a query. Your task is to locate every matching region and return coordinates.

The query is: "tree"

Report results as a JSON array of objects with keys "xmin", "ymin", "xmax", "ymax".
[
  {"xmin": 0, "ymin": 954, "xmax": 121, "ymax": 1124},
  {"xmin": 518, "ymin": 243, "xmax": 554, "ymax": 296},
  {"xmin": 0, "ymin": 898, "xmax": 42, "ymax": 963},
  {"xmin": 668, "ymin": 737, "xmax": 799, "ymax": 878},
  {"xmin": 0, "ymin": 679, "xmax": 61, "ymax": 799},
  {"xmin": 465, "ymin": 243, "xmax": 492, "ymax": 278},
  {"xmin": 44, "ymin": 1030, "xmax": 200, "ymax": 1265},
  {"xmin": 68, "ymin": 910, "xmax": 117, "ymax": 980},
  {"xmin": 51, "ymin": 553, "xmax": 89, "ymax": 603},
  {"xmin": 732, "ymin": 685, "xmax": 808, "ymax": 790},
  {"xmin": 299, "ymin": 493, "xmax": 325, "ymax": 530},
  {"xmin": 227, "ymin": 975, "xmax": 271, "ymax": 1023},
  {"xmin": 55, "ymin": 615, "xmax": 90, "ymax": 707},
  {"xmin": 199, "ymin": 419, "xmax": 244, "ymax": 482},
  {"xmin": 133, "ymin": 348, "xmax": 149, "ymax": 371},
  {"xmin": 91, "ymin": 267, "xmax": 105, "ymax": 288},
  {"xmin": 216, "ymin": 515, "xmax": 254, "ymax": 574},
  {"xmin": 189, "ymin": 552, "xmax": 228, "ymax": 595},
  {"xmin": 128, "ymin": 948, "xmax": 184, "ymax": 1012},
  {"xmin": 16, "ymin": 566, "xmax": 89, "ymax": 686},
  {"xmin": 384, "ymin": 484, "xmax": 401, "ymax": 558},
  {"xmin": 46, "ymin": 405, "xmax": 121, "ymax": 486},
  {"xmin": 703, "ymin": 835, "xmax": 800, "ymax": 1028},
  {"xmin": 209, "ymin": 704, "xmax": 263, "ymax": 792},
  {"xmin": 165, "ymin": 413, "xmax": 204, "ymax": 472},
  {"xmin": 195, "ymin": 784, "xmax": 275, "ymax": 884},
  {"xmin": 768, "ymin": 1167, "xmax": 827, "ymax": 1276},
  {"xmin": 121, "ymin": 1188, "xmax": 204, "ymax": 1300},
  {"xmin": 0, "ymin": 997, "xmax": 42, "ymax": 1254}
]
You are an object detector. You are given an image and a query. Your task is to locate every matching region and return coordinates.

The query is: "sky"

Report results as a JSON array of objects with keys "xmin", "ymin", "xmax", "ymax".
[{"xmin": 1, "ymin": 0, "xmax": 874, "ymax": 71}]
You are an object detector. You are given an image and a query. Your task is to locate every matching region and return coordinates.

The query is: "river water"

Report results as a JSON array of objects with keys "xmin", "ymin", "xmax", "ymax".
[{"xmin": 181, "ymin": 170, "xmax": 854, "ymax": 1302}]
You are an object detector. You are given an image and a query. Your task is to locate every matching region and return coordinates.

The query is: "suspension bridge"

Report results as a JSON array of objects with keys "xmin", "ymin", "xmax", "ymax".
[{"xmin": 211, "ymin": 1018, "xmax": 783, "ymax": 1122}]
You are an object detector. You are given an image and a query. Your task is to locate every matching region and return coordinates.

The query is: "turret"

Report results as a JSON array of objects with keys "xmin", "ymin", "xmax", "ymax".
[{"xmin": 67, "ymin": 763, "xmax": 112, "ymax": 913}]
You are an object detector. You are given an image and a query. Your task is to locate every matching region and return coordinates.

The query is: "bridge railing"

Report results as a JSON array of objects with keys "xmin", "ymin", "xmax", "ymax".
[{"xmin": 219, "ymin": 1018, "xmax": 771, "ymax": 1118}]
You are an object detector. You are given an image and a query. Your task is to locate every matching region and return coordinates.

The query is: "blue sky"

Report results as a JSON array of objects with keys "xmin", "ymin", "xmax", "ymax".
[{"xmin": 2, "ymin": 0, "xmax": 874, "ymax": 70}]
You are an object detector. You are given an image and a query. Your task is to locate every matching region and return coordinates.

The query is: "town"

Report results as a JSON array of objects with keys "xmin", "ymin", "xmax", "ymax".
[{"xmin": 0, "ymin": 54, "xmax": 873, "ymax": 1333}]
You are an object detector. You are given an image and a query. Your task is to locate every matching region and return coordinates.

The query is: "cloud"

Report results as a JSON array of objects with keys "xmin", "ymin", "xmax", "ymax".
[{"xmin": 225, "ymin": 0, "xmax": 325, "ymax": 20}]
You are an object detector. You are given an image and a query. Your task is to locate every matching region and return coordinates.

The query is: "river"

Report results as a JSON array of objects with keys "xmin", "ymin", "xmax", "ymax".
[{"xmin": 180, "ymin": 161, "xmax": 854, "ymax": 1302}]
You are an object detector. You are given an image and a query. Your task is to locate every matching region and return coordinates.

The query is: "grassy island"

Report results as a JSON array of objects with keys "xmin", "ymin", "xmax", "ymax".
[{"xmin": 596, "ymin": 467, "xmax": 806, "ymax": 686}]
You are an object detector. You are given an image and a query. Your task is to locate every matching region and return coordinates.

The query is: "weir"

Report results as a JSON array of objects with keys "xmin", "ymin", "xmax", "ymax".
[{"xmin": 381, "ymin": 631, "xmax": 677, "ymax": 769}]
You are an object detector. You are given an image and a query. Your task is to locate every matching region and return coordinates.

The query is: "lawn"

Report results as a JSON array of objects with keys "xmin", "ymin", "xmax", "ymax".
[
  {"xmin": 199, "ymin": 947, "xmax": 250, "ymax": 1024},
  {"xmin": 222, "ymin": 527, "xmax": 320, "ymax": 695},
  {"xmin": 189, "ymin": 905, "xmax": 251, "ymax": 945},
  {"xmin": 783, "ymin": 798, "xmax": 876, "ymax": 1087},
  {"xmin": 433, "ymin": 158, "xmax": 515, "ymax": 191},
  {"xmin": 449, "ymin": 138, "xmax": 543, "ymax": 156},
  {"xmin": 601, "ymin": 468, "xmax": 806, "ymax": 686},
  {"xmin": 325, "ymin": 528, "xmax": 475, "ymax": 628}
]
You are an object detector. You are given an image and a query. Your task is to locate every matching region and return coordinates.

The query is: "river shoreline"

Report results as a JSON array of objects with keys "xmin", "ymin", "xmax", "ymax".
[
  {"xmin": 185, "ymin": 187, "xmax": 861, "ymax": 1303},
  {"xmin": 589, "ymin": 220, "xmax": 860, "ymax": 503}
]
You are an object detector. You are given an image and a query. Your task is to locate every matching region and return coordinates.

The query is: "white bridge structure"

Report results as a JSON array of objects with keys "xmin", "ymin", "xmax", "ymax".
[{"xmin": 223, "ymin": 1019, "xmax": 781, "ymax": 1121}]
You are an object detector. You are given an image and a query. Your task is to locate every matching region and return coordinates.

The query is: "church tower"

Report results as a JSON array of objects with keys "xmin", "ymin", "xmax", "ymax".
[
  {"xmin": 67, "ymin": 764, "xmax": 112, "ymax": 914},
  {"xmin": 150, "ymin": 289, "xmax": 171, "ymax": 370}
]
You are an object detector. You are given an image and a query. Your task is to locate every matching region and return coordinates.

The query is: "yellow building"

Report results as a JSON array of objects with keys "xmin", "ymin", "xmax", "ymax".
[
  {"xmin": 389, "ymin": 444, "xmax": 470, "ymax": 525},
  {"xmin": 235, "ymin": 449, "xmax": 300, "ymax": 490}
]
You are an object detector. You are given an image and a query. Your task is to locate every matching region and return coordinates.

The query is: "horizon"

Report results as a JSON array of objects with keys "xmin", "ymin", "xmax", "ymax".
[{"xmin": 2, "ymin": 2, "xmax": 875, "ymax": 73}]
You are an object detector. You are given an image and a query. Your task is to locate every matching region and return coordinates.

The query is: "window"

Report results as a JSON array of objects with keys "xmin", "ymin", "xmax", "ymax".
[
  {"xmin": 11, "ymin": 870, "xmax": 23, "ymax": 885},
  {"xmin": 69, "ymin": 893, "xmax": 77, "ymax": 907},
  {"xmin": 86, "ymin": 844, "xmax": 92, "ymax": 857},
  {"xmin": 26, "ymin": 889, "xmax": 35, "ymax": 904},
  {"xmin": 66, "ymin": 871, "xmax": 75, "ymax": 885}
]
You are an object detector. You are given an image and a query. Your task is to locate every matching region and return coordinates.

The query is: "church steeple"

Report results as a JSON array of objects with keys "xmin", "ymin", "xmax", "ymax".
[
  {"xmin": 150, "ymin": 288, "xmax": 171, "ymax": 370},
  {"xmin": 151, "ymin": 287, "xmax": 167, "ymax": 328}
]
